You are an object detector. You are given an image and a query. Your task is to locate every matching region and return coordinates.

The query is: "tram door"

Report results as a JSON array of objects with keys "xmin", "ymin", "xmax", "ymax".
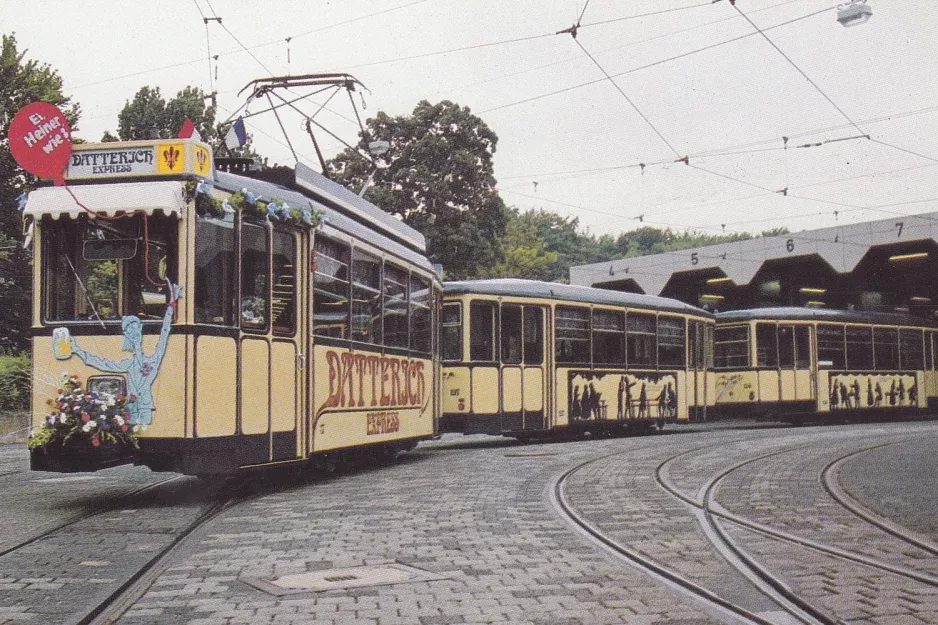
[
  {"xmin": 499, "ymin": 304, "xmax": 547, "ymax": 431},
  {"xmin": 239, "ymin": 226, "xmax": 304, "ymax": 463},
  {"xmin": 777, "ymin": 324, "xmax": 814, "ymax": 404},
  {"xmin": 687, "ymin": 321, "xmax": 710, "ymax": 421}
]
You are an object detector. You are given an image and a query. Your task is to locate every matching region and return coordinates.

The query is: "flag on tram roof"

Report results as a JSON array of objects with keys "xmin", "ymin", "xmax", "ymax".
[
  {"xmin": 224, "ymin": 118, "xmax": 247, "ymax": 150},
  {"xmin": 177, "ymin": 117, "xmax": 202, "ymax": 142}
]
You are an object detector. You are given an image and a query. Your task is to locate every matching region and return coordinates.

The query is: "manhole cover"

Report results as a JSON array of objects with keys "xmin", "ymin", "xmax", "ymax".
[{"xmin": 243, "ymin": 563, "xmax": 446, "ymax": 595}]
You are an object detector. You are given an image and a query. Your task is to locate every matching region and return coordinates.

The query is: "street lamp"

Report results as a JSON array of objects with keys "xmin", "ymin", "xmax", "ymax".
[
  {"xmin": 837, "ymin": 0, "xmax": 872, "ymax": 27},
  {"xmin": 368, "ymin": 140, "xmax": 390, "ymax": 157}
]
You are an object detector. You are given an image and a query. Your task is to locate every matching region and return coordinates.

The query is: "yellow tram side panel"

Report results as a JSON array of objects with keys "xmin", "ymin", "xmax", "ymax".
[
  {"xmin": 714, "ymin": 370, "xmax": 760, "ymax": 406},
  {"xmin": 441, "ymin": 365, "xmax": 471, "ymax": 415},
  {"xmin": 310, "ymin": 344, "xmax": 434, "ymax": 452},
  {"xmin": 32, "ymin": 335, "xmax": 187, "ymax": 439},
  {"xmin": 556, "ymin": 367, "xmax": 687, "ymax": 426}
]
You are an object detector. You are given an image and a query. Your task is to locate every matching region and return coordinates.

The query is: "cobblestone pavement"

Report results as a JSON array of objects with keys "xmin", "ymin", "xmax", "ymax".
[
  {"xmin": 0, "ymin": 451, "xmax": 219, "ymax": 624},
  {"xmin": 1, "ymin": 420, "xmax": 937, "ymax": 625}
]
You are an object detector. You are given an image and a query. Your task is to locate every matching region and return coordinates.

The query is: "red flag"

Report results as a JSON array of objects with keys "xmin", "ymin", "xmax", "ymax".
[{"xmin": 178, "ymin": 117, "xmax": 196, "ymax": 139}]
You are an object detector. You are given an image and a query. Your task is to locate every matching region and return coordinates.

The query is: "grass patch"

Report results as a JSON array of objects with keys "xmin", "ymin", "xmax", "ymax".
[{"xmin": 0, "ymin": 410, "xmax": 29, "ymax": 443}]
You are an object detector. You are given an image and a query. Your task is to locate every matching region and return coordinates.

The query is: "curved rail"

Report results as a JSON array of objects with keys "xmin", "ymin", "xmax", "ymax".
[
  {"xmin": 657, "ymin": 444, "xmax": 938, "ymax": 587},
  {"xmin": 551, "ymin": 451, "xmax": 805, "ymax": 625},
  {"xmin": 821, "ymin": 446, "xmax": 938, "ymax": 557}
]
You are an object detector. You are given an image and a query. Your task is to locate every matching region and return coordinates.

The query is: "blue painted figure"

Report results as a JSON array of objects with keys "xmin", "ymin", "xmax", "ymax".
[{"xmin": 67, "ymin": 283, "xmax": 181, "ymax": 425}]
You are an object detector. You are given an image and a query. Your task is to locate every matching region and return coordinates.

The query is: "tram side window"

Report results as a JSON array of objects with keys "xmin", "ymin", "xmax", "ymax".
[
  {"xmin": 44, "ymin": 214, "xmax": 177, "ymax": 323},
  {"xmin": 410, "ymin": 275, "xmax": 433, "ymax": 355},
  {"xmin": 470, "ymin": 301, "xmax": 497, "ymax": 361},
  {"xmin": 195, "ymin": 213, "xmax": 235, "ymax": 325},
  {"xmin": 313, "ymin": 237, "xmax": 350, "ymax": 339},
  {"xmin": 240, "ymin": 221, "xmax": 269, "ymax": 332},
  {"xmin": 523, "ymin": 306, "xmax": 544, "ymax": 365},
  {"xmin": 816, "ymin": 324, "xmax": 846, "ymax": 369},
  {"xmin": 714, "ymin": 325, "xmax": 749, "ymax": 369},
  {"xmin": 929, "ymin": 333, "xmax": 937, "ymax": 371},
  {"xmin": 556, "ymin": 306, "xmax": 590, "ymax": 364},
  {"xmin": 501, "ymin": 305, "xmax": 523, "ymax": 364},
  {"xmin": 441, "ymin": 303, "xmax": 463, "ymax": 361},
  {"xmin": 794, "ymin": 326, "xmax": 811, "ymax": 369},
  {"xmin": 899, "ymin": 329, "xmax": 924, "ymax": 370},
  {"xmin": 592, "ymin": 309, "xmax": 624, "ymax": 365},
  {"xmin": 351, "ymin": 249, "xmax": 382, "ymax": 345},
  {"xmin": 627, "ymin": 312, "xmax": 656, "ymax": 368},
  {"xmin": 658, "ymin": 316, "xmax": 686, "ymax": 367},
  {"xmin": 271, "ymin": 231, "xmax": 296, "ymax": 335},
  {"xmin": 778, "ymin": 325, "xmax": 795, "ymax": 368},
  {"xmin": 845, "ymin": 326, "xmax": 873, "ymax": 370},
  {"xmin": 383, "ymin": 263, "xmax": 409, "ymax": 349},
  {"xmin": 873, "ymin": 327, "xmax": 899, "ymax": 370},
  {"xmin": 756, "ymin": 323, "xmax": 778, "ymax": 368}
]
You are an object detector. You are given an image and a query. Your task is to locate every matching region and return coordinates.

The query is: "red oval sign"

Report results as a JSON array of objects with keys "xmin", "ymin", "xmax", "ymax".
[{"xmin": 8, "ymin": 102, "xmax": 72, "ymax": 185}]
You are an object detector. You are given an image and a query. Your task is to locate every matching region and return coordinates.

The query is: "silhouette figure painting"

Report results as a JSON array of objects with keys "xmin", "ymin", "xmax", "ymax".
[{"xmin": 64, "ymin": 282, "xmax": 181, "ymax": 425}]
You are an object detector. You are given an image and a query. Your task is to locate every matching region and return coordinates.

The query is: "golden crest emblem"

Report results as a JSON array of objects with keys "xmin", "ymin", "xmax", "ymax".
[{"xmin": 163, "ymin": 145, "xmax": 180, "ymax": 170}]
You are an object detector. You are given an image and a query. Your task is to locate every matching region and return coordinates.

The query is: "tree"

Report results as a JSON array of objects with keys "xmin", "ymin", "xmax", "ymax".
[
  {"xmin": 115, "ymin": 85, "xmax": 217, "ymax": 143},
  {"xmin": 0, "ymin": 33, "xmax": 80, "ymax": 353},
  {"xmin": 487, "ymin": 208, "xmax": 559, "ymax": 280},
  {"xmin": 325, "ymin": 100, "xmax": 507, "ymax": 279}
]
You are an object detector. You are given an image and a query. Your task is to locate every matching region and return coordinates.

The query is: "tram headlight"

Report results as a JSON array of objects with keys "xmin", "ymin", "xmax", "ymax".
[{"xmin": 87, "ymin": 375, "xmax": 126, "ymax": 400}]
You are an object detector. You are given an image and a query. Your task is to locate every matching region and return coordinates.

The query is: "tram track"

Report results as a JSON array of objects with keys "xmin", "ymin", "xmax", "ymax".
[
  {"xmin": 552, "ymin": 428, "xmax": 938, "ymax": 625},
  {"xmin": 821, "ymin": 446, "xmax": 938, "ymax": 557},
  {"xmin": 657, "ymin": 443, "xmax": 938, "ymax": 588},
  {"xmin": 0, "ymin": 474, "xmax": 183, "ymax": 558},
  {"xmin": 550, "ymin": 448, "xmax": 823, "ymax": 625},
  {"xmin": 79, "ymin": 478, "xmax": 249, "ymax": 625}
]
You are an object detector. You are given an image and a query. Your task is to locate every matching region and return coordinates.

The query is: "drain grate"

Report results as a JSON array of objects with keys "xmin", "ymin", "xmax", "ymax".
[{"xmin": 243, "ymin": 563, "xmax": 446, "ymax": 595}]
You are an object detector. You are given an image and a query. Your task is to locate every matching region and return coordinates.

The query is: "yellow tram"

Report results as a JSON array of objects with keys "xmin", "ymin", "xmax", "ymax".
[
  {"xmin": 440, "ymin": 279, "xmax": 714, "ymax": 438},
  {"xmin": 26, "ymin": 138, "xmax": 440, "ymax": 475},
  {"xmin": 713, "ymin": 307, "xmax": 938, "ymax": 422}
]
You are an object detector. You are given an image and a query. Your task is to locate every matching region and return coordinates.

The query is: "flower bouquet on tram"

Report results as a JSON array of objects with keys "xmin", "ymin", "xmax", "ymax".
[{"xmin": 28, "ymin": 374, "xmax": 141, "ymax": 472}]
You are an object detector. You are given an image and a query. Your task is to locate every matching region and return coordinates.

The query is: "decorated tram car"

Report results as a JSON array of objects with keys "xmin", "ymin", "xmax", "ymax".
[
  {"xmin": 25, "ymin": 138, "xmax": 441, "ymax": 475},
  {"xmin": 440, "ymin": 279, "xmax": 714, "ymax": 439},
  {"xmin": 712, "ymin": 307, "xmax": 938, "ymax": 423}
]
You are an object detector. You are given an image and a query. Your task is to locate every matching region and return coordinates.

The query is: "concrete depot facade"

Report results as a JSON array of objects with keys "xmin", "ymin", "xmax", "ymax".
[{"xmin": 569, "ymin": 211, "xmax": 938, "ymax": 319}]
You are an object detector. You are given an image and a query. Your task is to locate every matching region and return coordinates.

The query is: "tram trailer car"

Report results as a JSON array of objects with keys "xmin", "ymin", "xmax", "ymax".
[
  {"xmin": 712, "ymin": 307, "xmax": 938, "ymax": 423},
  {"xmin": 440, "ymin": 279, "xmax": 715, "ymax": 439},
  {"xmin": 26, "ymin": 138, "xmax": 441, "ymax": 475}
]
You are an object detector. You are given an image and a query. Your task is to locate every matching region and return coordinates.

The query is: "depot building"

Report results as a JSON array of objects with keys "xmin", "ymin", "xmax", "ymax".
[{"xmin": 569, "ymin": 212, "xmax": 938, "ymax": 320}]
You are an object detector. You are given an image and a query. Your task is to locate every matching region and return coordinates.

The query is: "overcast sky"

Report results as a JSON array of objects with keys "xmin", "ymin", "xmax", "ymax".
[{"xmin": 4, "ymin": 0, "xmax": 936, "ymax": 239}]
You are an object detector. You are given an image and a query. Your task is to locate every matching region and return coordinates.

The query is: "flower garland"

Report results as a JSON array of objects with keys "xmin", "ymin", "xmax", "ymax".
[
  {"xmin": 27, "ymin": 374, "xmax": 140, "ymax": 452},
  {"xmin": 185, "ymin": 180, "xmax": 323, "ymax": 227}
]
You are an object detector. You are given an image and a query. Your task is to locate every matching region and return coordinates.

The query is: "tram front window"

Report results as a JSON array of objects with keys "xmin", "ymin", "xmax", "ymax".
[{"xmin": 43, "ymin": 214, "xmax": 177, "ymax": 323}]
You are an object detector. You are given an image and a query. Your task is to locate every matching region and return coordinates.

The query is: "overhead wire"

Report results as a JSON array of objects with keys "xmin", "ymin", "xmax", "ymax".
[
  {"xmin": 68, "ymin": 0, "xmax": 430, "ymax": 91},
  {"xmin": 479, "ymin": 5, "xmax": 835, "ymax": 115},
  {"xmin": 728, "ymin": 1, "xmax": 865, "ymax": 137}
]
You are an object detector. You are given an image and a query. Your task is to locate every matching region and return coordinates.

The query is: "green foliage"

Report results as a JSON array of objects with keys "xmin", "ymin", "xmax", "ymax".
[
  {"xmin": 326, "ymin": 100, "xmax": 507, "ymax": 279},
  {"xmin": 0, "ymin": 34, "xmax": 80, "ymax": 352},
  {"xmin": 116, "ymin": 85, "xmax": 217, "ymax": 142},
  {"xmin": 487, "ymin": 208, "xmax": 558, "ymax": 280},
  {"xmin": 614, "ymin": 226, "xmax": 753, "ymax": 259},
  {"xmin": 0, "ymin": 352, "xmax": 30, "ymax": 412},
  {"xmin": 478, "ymin": 208, "xmax": 759, "ymax": 283}
]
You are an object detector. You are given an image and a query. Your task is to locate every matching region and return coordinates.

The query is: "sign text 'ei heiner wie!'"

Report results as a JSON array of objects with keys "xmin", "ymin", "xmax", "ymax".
[{"xmin": 8, "ymin": 102, "xmax": 73, "ymax": 185}]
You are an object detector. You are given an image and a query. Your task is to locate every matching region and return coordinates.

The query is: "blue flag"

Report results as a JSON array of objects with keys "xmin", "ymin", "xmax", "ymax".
[{"xmin": 224, "ymin": 118, "xmax": 247, "ymax": 150}]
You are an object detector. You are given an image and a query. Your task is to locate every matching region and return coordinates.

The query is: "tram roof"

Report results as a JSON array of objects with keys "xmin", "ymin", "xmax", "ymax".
[
  {"xmin": 215, "ymin": 169, "xmax": 436, "ymax": 273},
  {"xmin": 443, "ymin": 279, "xmax": 712, "ymax": 317},
  {"xmin": 716, "ymin": 307, "xmax": 938, "ymax": 328}
]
